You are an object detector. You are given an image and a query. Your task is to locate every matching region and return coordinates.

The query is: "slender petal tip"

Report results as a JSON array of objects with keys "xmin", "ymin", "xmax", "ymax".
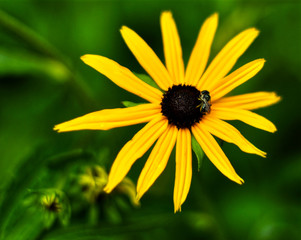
[
  {"xmin": 271, "ymin": 125, "xmax": 277, "ymax": 133},
  {"xmin": 53, "ymin": 123, "xmax": 68, "ymax": 133},
  {"xmin": 174, "ymin": 206, "xmax": 181, "ymax": 213},
  {"xmin": 209, "ymin": 13, "xmax": 219, "ymax": 27},
  {"xmin": 53, "ymin": 125, "xmax": 60, "ymax": 132},
  {"xmin": 260, "ymin": 151, "xmax": 267, "ymax": 158},
  {"xmin": 231, "ymin": 173, "xmax": 244, "ymax": 185},
  {"xmin": 103, "ymin": 185, "xmax": 113, "ymax": 193},
  {"xmin": 210, "ymin": 12, "xmax": 219, "ymax": 20},
  {"xmin": 255, "ymin": 58, "xmax": 266, "ymax": 68},
  {"xmin": 274, "ymin": 94, "xmax": 282, "ymax": 104},
  {"xmin": 80, "ymin": 54, "xmax": 90, "ymax": 63},
  {"xmin": 247, "ymin": 27, "xmax": 260, "ymax": 38},
  {"xmin": 120, "ymin": 25, "xmax": 128, "ymax": 33},
  {"xmin": 266, "ymin": 118, "xmax": 278, "ymax": 133},
  {"xmin": 80, "ymin": 54, "xmax": 100, "ymax": 67},
  {"xmin": 161, "ymin": 10, "xmax": 172, "ymax": 17}
]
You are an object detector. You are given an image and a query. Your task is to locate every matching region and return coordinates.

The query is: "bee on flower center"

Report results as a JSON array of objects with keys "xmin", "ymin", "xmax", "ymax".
[{"xmin": 197, "ymin": 90, "xmax": 211, "ymax": 114}]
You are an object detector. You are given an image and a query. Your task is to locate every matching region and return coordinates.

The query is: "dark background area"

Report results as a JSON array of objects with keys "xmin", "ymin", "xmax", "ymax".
[{"xmin": 0, "ymin": 0, "xmax": 300, "ymax": 240}]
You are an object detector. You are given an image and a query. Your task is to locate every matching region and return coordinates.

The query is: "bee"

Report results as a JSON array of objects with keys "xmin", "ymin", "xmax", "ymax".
[{"xmin": 197, "ymin": 90, "xmax": 211, "ymax": 114}]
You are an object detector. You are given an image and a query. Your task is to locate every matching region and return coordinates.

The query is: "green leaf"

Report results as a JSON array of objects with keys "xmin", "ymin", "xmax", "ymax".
[
  {"xmin": 0, "ymin": 8, "xmax": 66, "ymax": 62},
  {"xmin": 134, "ymin": 73, "xmax": 161, "ymax": 90},
  {"xmin": 121, "ymin": 101, "xmax": 143, "ymax": 108},
  {"xmin": 191, "ymin": 135, "xmax": 204, "ymax": 171}
]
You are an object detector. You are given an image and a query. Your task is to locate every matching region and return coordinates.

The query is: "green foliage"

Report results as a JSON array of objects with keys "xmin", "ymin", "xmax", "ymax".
[
  {"xmin": 0, "ymin": 1, "xmax": 300, "ymax": 240},
  {"xmin": 121, "ymin": 101, "xmax": 142, "ymax": 108},
  {"xmin": 0, "ymin": 146, "xmax": 141, "ymax": 240},
  {"xmin": 0, "ymin": 148, "xmax": 95, "ymax": 240},
  {"xmin": 134, "ymin": 73, "xmax": 161, "ymax": 91},
  {"xmin": 0, "ymin": 48, "xmax": 70, "ymax": 82}
]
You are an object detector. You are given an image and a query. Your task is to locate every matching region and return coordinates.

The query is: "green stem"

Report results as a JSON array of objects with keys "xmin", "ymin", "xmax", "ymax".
[
  {"xmin": 0, "ymin": 8, "xmax": 65, "ymax": 62},
  {"xmin": 66, "ymin": 73, "xmax": 97, "ymax": 110},
  {"xmin": 193, "ymin": 177, "xmax": 228, "ymax": 240}
]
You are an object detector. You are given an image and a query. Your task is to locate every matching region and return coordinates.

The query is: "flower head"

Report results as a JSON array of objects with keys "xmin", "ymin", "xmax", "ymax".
[
  {"xmin": 79, "ymin": 165, "xmax": 140, "ymax": 206},
  {"xmin": 41, "ymin": 193, "xmax": 62, "ymax": 213},
  {"xmin": 79, "ymin": 165, "xmax": 108, "ymax": 203},
  {"xmin": 34, "ymin": 189, "xmax": 71, "ymax": 227},
  {"xmin": 54, "ymin": 12, "xmax": 280, "ymax": 212}
]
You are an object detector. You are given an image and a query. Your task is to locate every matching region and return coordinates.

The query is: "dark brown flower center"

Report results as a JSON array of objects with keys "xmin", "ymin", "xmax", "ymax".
[{"xmin": 161, "ymin": 85, "xmax": 211, "ymax": 129}]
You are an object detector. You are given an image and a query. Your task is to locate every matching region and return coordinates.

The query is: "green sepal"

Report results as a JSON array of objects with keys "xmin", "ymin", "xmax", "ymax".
[
  {"xmin": 122, "ymin": 73, "xmax": 162, "ymax": 108},
  {"xmin": 134, "ymin": 72, "xmax": 161, "ymax": 90},
  {"xmin": 121, "ymin": 101, "xmax": 142, "ymax": 108},
  {"xmin": 191, "ymin": 135, "xmax": 204, "ymax": 171}
]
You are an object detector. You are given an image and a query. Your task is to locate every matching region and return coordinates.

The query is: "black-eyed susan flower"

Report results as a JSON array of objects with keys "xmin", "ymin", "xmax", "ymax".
[{"xmin": 54, "ymin": 12, "xmax": 280, "ymax": 212}]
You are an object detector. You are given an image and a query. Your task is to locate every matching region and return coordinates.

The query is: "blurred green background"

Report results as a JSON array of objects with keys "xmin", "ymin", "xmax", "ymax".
[{"xmin": 0, "ymin": 0, "xmax": 300, "ymax": 239}]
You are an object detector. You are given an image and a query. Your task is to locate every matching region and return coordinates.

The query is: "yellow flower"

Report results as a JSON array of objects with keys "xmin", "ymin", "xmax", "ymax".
[{"xmin": 54, "ymin": 12, "xmax": 280, "ymax": 212}]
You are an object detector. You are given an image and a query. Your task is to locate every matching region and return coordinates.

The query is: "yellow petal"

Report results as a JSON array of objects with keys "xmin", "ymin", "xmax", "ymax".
[
  {"xmin": 211, "ymin": 107, "xmax": 277, "ymax": 133},
  {"xmin": 213, "ymin": 92, "xmax": 281, "ymax": 110},
  {"xmin": 185, "ymin": 13, "xmax": 218, "ymax": 86},
  {"xmin": 120, "ymin": 26, "xmax": 173, "ymax": 91},
  {"xmin": 202, "ymin": 116, "xmax": 266, "ymax": 157},
  {"xmin": 81, "ymin": 54, "xmax": 163, "ymax": 103},
  {"xmin": 197, "ymin": 28, "xmax": 259, "ymax": 90},
  {"xmin": 174, "ymin": 128, "xmax": 192, "ymax": 213},
  {"xmin": 137, "ymin": 125, "xmax": 177, "ymax": 200},
  {"xmin": 104, "ymin": 116, "xmax": 168, "ymax": 193},
  {"xmin": 54, "ymin": 103, "xmax": 161, "ymax": 132},
  {"xmin": 192, "ymin": 123, "xmax": 243, "ymax": 184},
  {"xmin": 211, "ymin": 59, "xmax": 266, "ymax": 101},
  {"xmin": 160, "ymin": 11, "xmax": 185, "ymax": 85}
]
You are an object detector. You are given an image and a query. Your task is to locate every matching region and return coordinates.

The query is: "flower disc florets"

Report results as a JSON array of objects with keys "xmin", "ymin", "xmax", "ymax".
[{"xmin": 161, "ymin": 85, "xmax": 211, "ymax": 129}]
